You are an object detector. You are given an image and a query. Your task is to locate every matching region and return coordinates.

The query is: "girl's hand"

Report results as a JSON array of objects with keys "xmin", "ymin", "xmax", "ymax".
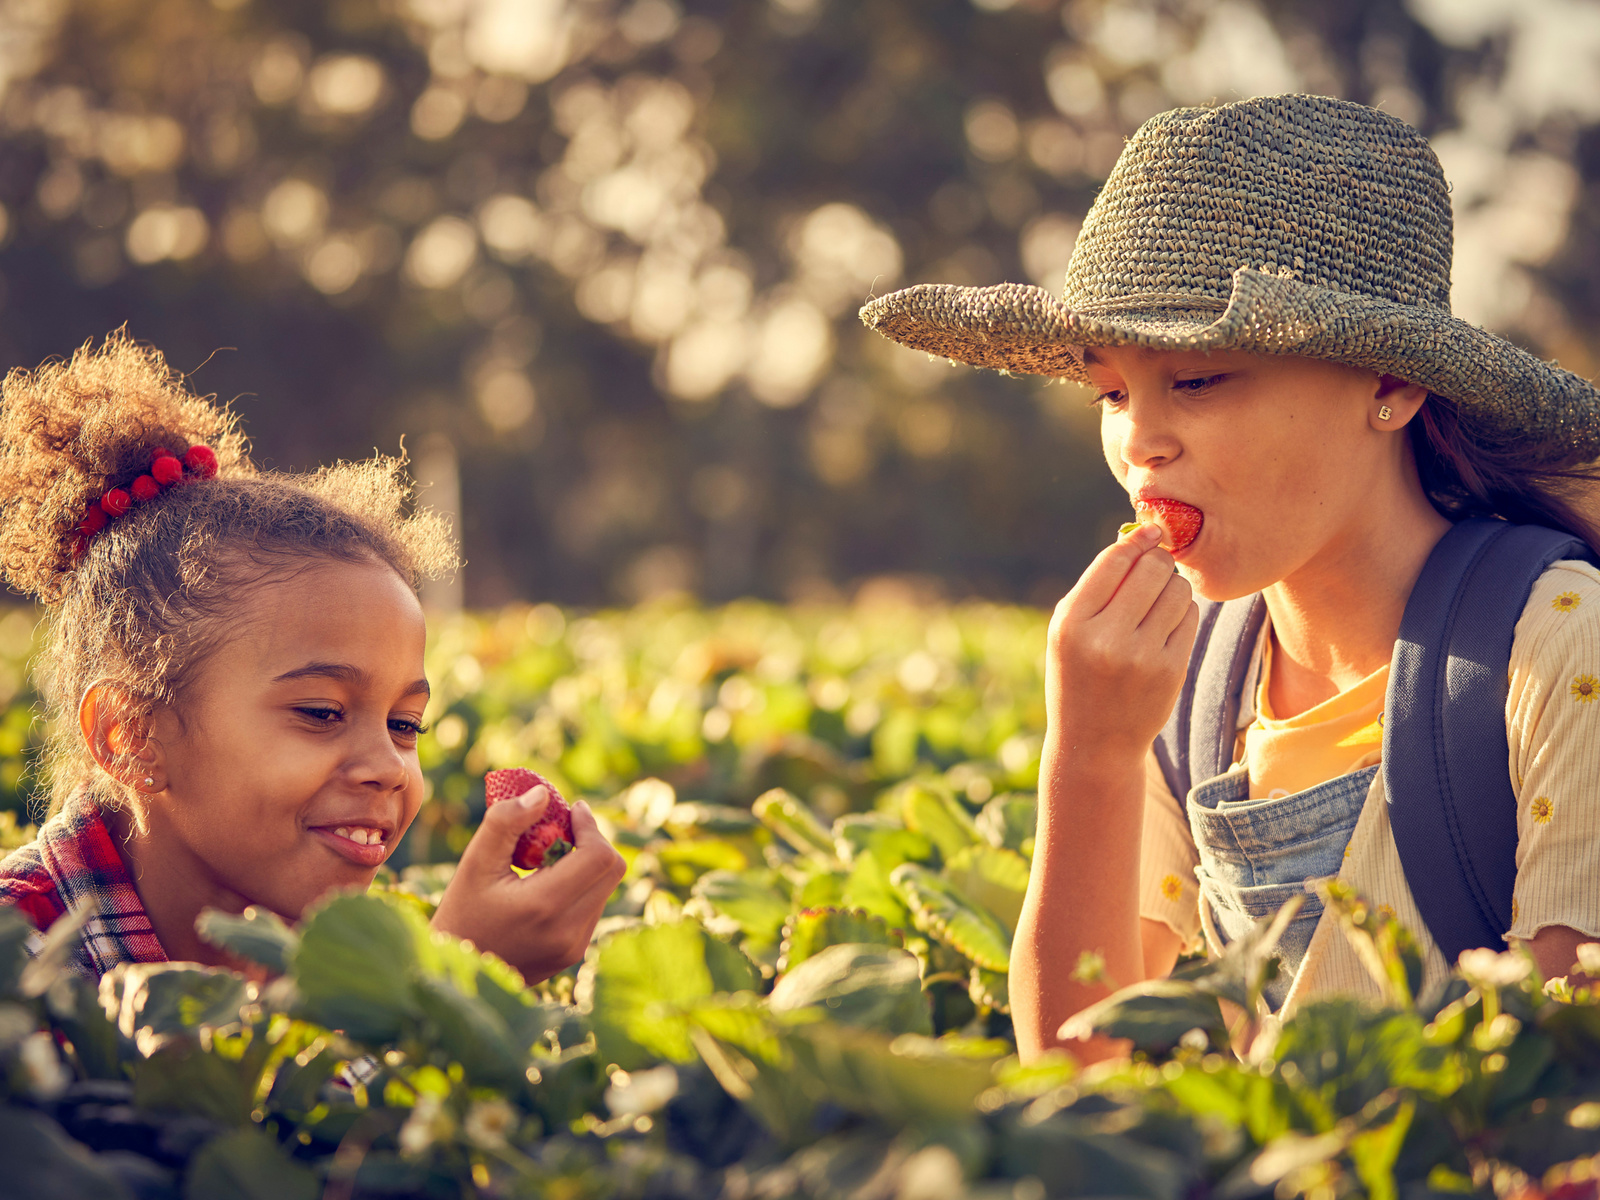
[
  {"xmin": 431, "ymin": 786, "xmax": 628, "ymax": 983},
  {"xmin": 1046, "ymin": 522, "xmax": 1198, "ymax": 764}
]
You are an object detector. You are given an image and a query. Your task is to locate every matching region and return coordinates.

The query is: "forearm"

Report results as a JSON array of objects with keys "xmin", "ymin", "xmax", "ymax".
[{"xmin": 1011, "ymin": 734, "xmax": 1149, "ymax": 1062}]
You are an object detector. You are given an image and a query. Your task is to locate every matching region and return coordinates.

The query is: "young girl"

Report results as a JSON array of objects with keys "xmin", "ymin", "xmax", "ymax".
[
  {"xmin": 0, "ymin": 331, "xmax": 627, "ymax": 982},
  {"xmin": 861, "ymin": 94, "xmax": 1600, "ymax": 1060}
]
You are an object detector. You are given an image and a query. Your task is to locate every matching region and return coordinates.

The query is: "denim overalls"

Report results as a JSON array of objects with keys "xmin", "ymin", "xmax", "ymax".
[
  {"xmin": 1188, "ymin": 765, "xmax": 1376, "ymax": 1010},
  {"xmin": 1183, "ymin": 631, "xmax": 1374, "ymax": 1011}
]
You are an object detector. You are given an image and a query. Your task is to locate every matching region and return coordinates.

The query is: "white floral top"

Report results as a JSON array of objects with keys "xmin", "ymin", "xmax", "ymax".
[{"xmin": 1139, "ymin": 560, "xmax": 1600, "ymax": 1015}]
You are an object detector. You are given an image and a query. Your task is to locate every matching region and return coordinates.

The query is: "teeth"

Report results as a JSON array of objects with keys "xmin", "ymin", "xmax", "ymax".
[{"xmin": 329, "ymin": 826, "xmax": 382, "ymax": 846}]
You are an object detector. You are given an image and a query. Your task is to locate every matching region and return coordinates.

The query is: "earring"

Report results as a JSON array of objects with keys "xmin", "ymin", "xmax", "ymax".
[
  {"xmin": 141, "ymin": 777, "xmax": 154, "ymax": 790},
  {"xmin": 1378, "ymin": 405, "xmax": 1393, "ymax": 421}
]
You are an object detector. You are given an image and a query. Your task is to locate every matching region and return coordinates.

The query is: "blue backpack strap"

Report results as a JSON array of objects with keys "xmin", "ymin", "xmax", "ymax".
[
  {"xmin": 1154, "ymin": 595, "xmax": 1268, "ymax": 802},
  {"xmin": 1385, "ymin": 518, "xmax": 1594, "ymax": 962}
]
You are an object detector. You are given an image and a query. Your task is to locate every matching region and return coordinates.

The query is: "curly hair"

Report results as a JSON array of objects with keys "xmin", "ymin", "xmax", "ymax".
[{"xmin": 0, "ymin": 330, "xmax": 458, "ymax": 818}]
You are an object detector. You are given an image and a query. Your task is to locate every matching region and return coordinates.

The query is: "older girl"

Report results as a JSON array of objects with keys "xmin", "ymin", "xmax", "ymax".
[{"xmin": 861, "ymin": 93, "xmax": 1600, "ymax": 1059}]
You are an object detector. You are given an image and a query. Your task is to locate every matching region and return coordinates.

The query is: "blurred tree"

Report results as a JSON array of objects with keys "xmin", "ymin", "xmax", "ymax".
[{"xmin": 0, "ymin": 0, "xmax": 1595, "ymax": 606}]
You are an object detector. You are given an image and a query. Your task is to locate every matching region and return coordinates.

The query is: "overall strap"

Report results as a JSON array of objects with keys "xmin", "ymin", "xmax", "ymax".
[
  {"xmin": 1385, "ymin": 518, "xmax": 1594, "ymax": 962},
  {"xmin": 1154, "ymin": 595, "xmax": 1268, "ymax": 804}
]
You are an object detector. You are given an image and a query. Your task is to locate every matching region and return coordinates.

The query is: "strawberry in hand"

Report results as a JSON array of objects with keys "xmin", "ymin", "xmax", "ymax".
[{"xmin": 485, "ymin": 768, "xmax": 574, "ymax": 869}]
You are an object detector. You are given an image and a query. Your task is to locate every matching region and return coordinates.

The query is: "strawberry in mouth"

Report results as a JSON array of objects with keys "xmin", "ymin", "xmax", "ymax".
[
  {"xmin": 485, "ymin": 768, "xmax": 574, "ymax": 869},
  {"xmin": 1128, "ymin": 498, "xmax": 1204, "ymax": 554}
]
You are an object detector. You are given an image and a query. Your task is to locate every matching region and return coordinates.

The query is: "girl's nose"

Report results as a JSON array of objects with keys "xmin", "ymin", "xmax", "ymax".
[
  {"xmin": 347, "ymin": 721, "xmax": 411, "ymax": 792},
  {"xmin": 1117, "ymin": 395, "xmax": 1178, "ymax": 470}
]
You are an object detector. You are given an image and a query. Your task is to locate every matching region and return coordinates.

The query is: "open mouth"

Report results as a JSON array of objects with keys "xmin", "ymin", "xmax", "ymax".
[
  {"xmin": 1133, "ymin": 497, "xmax": 1204, "ymax": 554},
  {"xmin": 308, "ymin": 823, "xmax": 392, "ymax": 867}
]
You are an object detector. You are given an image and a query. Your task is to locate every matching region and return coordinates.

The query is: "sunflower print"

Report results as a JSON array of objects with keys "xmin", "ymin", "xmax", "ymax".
[
  {"xmin": 1159, "ymin": 874, "xmax": 1184, "ymax": 902},
  {"xmin": 1531, "ymin": 796, "xmax": 1554, "ymax": 825},
  {"xmin": 1573, "ymin": 674, "xmax": 1599, "ymax": 703},
  {"xmin": 1553, "ymin": 591, "xmax": 1582, "ymax": 613}
]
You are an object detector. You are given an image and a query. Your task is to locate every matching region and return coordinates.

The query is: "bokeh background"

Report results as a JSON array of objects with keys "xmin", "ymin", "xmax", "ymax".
[{"xmin": 1, "ymin": 0, "xmax": 1598, "ymax": 611}]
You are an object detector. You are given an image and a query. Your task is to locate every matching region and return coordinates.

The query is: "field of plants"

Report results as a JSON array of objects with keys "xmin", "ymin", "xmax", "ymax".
[{"xmin": 3, "ymin": 601, "xmax": 1600, "ymax": 1199}]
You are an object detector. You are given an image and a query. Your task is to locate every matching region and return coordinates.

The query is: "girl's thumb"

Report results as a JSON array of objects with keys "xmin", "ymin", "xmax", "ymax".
[{"xmin": 461, "ymin": 785, "xmax": 550, "ymax": 870}]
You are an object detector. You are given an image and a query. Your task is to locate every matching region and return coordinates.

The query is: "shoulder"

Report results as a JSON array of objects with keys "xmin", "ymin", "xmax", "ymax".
[
  {"xmin": 0, "ymin": 837, "xmax": 66, "ymax": 934},
  {"xmin": 1513, "ymin": 560, "xmax": 1600, "ymax": 665}
]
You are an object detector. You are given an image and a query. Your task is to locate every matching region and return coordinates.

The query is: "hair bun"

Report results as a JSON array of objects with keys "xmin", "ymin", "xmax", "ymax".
[{"xmin": 0, "ymin": 329, "xmax": 250, "ymax": 602}]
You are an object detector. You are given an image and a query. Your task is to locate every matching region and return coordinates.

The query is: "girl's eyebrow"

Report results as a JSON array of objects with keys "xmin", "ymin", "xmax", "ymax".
[{"xmin": 273, "ymin": 661, "xmax": 431, "ymax": 698}]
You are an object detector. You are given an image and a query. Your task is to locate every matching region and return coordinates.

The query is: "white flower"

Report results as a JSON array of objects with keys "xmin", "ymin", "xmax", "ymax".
[
  {"xmin": 399, "ymin": 1093, "xmax": 455, "ymax": 1156},
  {"xmin": 462, "ymin": 1097, "xmax": 517, "ymax": 1148},
  {"xmin": 19, "ymin": 1032, "xmax": 70, "ymax": 1099},
  {"xmin": 1457, "ymin": 947, "xmax": 1532, "ymax": 989},
  {"xmin": 1575, "ymin": 943, "xmax": 1600, "ymax": 975},
  {"xmin": 605, "ymin": 1064, "xmax": 679, "ymax": 1117}
]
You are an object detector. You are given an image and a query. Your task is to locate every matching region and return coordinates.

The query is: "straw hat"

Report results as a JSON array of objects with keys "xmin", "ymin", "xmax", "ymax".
[{"xmin": 859, "ymin": 94, "xmax": 1600, "ymax": 467}]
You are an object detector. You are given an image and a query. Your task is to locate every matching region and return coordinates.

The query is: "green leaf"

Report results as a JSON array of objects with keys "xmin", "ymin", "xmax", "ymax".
[
  {"xmin": 656, "ymin": 837, "xmax": 748, "ymax": 887},
  {"xmin": 133, "ymin": 1037, "xmax": 255, "ymax": 1125},
  {"xmin": 777, "ymin": 906, "xmax": 900, "ymax": 973},
  {"xmin": 290, "ymin": 892, "xmax": 424, "ymax": 1043},
  {"xmin": 896, "ymin": 780, "xmax": 980, "ymax": 861},
  {"xmin": 888, "ymin": 862, "xmax": 1011, "ymax": 970},
  {"xmin": 577, "ymin": 919, "xmax": 760, "ymax": 1070},
  {"xmin": 831, "ymin": 813, "xmax": 932, "ymax": 869},
  {"xmin": 664, "ymin": 802, "xmax": 760, "ymax": 837},
  {"xmin": 412, "ymin": 975, "xmax": 524, "ymax": 1090},
  {"xmin": 101, "ymin": 963, "xmax": 251, "ymax": 1039},
  {"xmin": 1348, "ymin": 1097, "xmax": 1414, "ymax": 1200},
  {"xmin": 1059, "ymin": 980, "xmax": 1228, "ymax": 1056},
  {"xmin": 969, "ymin": 965, "xmax": 1010, "ymax": 1014},
  {"xmin": 941, "ymin": 844, "xmax": 1029, "ymax": 933},
  {"xmin": 266, "ymin": 1043, "xmax": 342, "ymax": 1117},
  {"xmin": 690, "ymin": 869, "xmax": 792, "ymax": 957},
  {"xmin": 0, "ymin": 908, "xmax": 33, "ymax": 1000},
  {"xmin": 975, "ymin": 792, "xmax": 1037, "ymax": 855},
  {"xmin": 195, "ymin": 906, "xmax": 299, "ymax": 974},
  {"xmin": 0, "ymin": 1104, "xmax": 136, "ymax": 1200},
  {"xmin": 839, "ymin": 849, "xmax": 912, "ymax": 929},
  {"xmin": 686, "ymin": 997, "xmax": 816, "ymax": 1145},
  {"xmin": 44, "ymin": 972, "xmax": 131, "ymax": 1080},
  {"xmin": 753, "ymin": 788, "xmax": 838, "ymax": 863},
  {"xmin": 784, "ymin": 1024, "xmax": 1000, "ymax": 1125},
  {"xmin": 998, "ymin": 1109, "xmax": 1195, "ymax": 1200},
  {"xmin": 183, "ymin": 1126, "xmax": 319, "ymax": 1200},
  {"xmin": 769, "ymin": 943, "xmax": 931, "ymax": 1035}
]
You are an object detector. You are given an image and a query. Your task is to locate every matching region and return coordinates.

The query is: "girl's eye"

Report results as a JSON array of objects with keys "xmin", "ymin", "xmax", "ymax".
[
  {"xmin": 1174, "ymin": 374, "xmax": 1224, "ymax": 393},
  {"xmin": 1093, "ymin": 388, "xmax": 1127, "ymax": 408},
  {"xmin": 389, "ymin": 718, "xmax": 426, "ymax": 740},
  {"xmin": 297, "ymin": 706, "xmax": 342, "ymax": 724}
]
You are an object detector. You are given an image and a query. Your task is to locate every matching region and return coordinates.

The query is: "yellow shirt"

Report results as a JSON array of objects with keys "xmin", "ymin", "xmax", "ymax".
[
  {"xmin": 1139, "ymin": 561, "xmax": 1600, "ymax": 1016},
  {"xmin": 1242, "ymin": 638, "xmax": 1387, "ymax": 799}
]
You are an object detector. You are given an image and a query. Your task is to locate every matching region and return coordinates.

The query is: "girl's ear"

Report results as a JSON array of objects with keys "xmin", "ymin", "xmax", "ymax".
[
  {"xmin": 79, "ymin": 682, "xmax": 165, "ymax": 795},
  {"xmin": 1371, "ymin": 374, "xmax": 1430, "ymax": 431}
]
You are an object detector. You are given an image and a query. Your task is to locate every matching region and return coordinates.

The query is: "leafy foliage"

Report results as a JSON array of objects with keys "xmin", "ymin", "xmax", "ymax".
[{"xmin": 5, "ymin": 602, "xmax": 1600, "ymax": 1197}]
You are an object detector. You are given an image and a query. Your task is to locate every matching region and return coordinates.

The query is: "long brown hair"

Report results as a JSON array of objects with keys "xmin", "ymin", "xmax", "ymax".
[{"xmin": 1411, "ymin": 392, "xmax": 1600, "ymax": 557}]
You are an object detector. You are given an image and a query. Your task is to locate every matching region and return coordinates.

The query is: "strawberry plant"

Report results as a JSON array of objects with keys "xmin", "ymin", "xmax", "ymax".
[{"xmin": 1, "ymin": 601, "xmax": 1599, "ymax": 1197}]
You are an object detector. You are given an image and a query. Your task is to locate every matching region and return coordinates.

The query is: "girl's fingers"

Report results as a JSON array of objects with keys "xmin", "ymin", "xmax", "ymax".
[
  {"xmin": 1097, "ymin": 544, "xmax": 1178, "ymax": 630},
  {"xmin": 1065, "ymin": 525, "xmax": 1163, "ymax": 617},
  {"xmin": 457, "ymin": 786, "xmax": 550, "ymax": 874},
  {"xmin": 1137, "ymin": 572, "xmax": 1194, "ymax": 639},
  {"xmin": 1165, "ymin": 594, "xmax": 1201, "ymax": 653}
]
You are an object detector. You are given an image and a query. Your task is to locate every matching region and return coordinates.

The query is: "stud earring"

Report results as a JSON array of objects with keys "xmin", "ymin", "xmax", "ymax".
[
  {"xmin": 1378, "ymin": 405, "xmax": 1393, "ymax": 421},
  {"xmin": 142, "ymin": 777, "xmax": 154, "ymax": 789}
]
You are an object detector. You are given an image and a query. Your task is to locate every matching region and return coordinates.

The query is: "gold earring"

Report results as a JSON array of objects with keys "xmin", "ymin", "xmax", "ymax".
[{"xmin": 1378, "ymin": 405, "xmax": 1393, "ymax": 421}]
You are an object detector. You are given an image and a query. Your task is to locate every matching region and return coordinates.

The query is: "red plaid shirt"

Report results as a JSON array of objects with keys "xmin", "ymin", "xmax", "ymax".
[{"xmin": 0, "ymin": 793, "xmax": 167, "ymax": 977}]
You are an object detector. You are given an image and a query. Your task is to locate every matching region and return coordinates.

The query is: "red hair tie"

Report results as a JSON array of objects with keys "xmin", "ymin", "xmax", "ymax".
[{"xmin": 72, "ymin": 443, "xmax": 218, "ymax": 558}]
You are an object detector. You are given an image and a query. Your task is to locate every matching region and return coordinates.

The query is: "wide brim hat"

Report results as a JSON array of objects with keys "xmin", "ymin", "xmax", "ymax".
[{"xmin": 860, "ymin": 94, "xmax": 1600, "ymax": 467}]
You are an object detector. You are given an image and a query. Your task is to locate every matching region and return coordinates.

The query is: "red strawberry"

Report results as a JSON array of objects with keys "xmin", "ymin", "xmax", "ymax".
[
  {"xmin": 1134, "ymin": 498, "xmax": 1204, "ymax": 554},
  {"xmin": 485, "ymin": 768, "xmax": 574, "ymax": 869}
]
